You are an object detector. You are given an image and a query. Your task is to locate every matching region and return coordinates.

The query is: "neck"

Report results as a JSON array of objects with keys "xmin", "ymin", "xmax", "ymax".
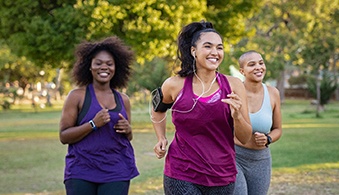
[
  {"xmin": 244, "ymin": 80, "xmax": 262, "ymax": 93},
  {"xmin": 194, "ymin": 72, "xmax": 218, "ymax": 96},
  {"xmin": 194, "ymin": 71, "xmax": 217, "ymax": 83},
  {"xmin": 92, "ymin": 81, "xmax": 111, "ymax": 91}
]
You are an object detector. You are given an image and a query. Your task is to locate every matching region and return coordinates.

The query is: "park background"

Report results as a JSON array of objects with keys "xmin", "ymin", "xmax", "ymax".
[{"xmin": 0, "ymin": 0, "xmax": 338, "ymax": 194}]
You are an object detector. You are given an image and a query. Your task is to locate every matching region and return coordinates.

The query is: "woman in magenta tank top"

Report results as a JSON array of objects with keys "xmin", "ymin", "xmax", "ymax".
[
  {"xmin": 59, "ymin": 36, "xmax": 139, "ymax": 195},
  {"xmin": 151, "ymin": 21, "xmax": 252, "ymax": 195}
]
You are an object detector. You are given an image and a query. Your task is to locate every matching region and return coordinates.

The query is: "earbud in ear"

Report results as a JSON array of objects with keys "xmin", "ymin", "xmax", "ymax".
[{"xmin": 192, "ymin": 51, "xmax": 196, "ymax": 57}]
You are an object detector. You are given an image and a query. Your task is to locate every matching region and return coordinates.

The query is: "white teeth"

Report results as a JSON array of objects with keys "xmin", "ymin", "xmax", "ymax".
[
  {"xmin": 99, "ymin": 72, "xmax": 108, "ymax": 76},
  {"xmin": 208, "ymin": 58, "xmax": 217, "ymax": 62}
]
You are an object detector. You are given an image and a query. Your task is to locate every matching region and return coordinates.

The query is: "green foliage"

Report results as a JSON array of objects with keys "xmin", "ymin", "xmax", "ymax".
[
  {"xmin": 288, "ymin": 74, "xmax": 308, "ymax": 87},
  {"xmin": 230, "ymin": 0, "xmax": 338, "ymax": 89},
  {"xmin": 306, "ymin": 71, "xmax": 337, "ymax": 105},
  {"xmin": 129, "ymin": 58, "xmax": 171, "ymax": 93},
  {"xmin": 0, "ymin": 0, "xmax": 85, "ymax": 67},
  {"xmin": 0, "ymin": 0, "xmax": 261, "ymax": 67}
]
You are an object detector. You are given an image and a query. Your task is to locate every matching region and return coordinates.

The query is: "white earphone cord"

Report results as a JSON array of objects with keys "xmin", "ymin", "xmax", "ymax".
[{"xmin": 149, "ymin": 72, "xmax": 218, "ymax": 123}]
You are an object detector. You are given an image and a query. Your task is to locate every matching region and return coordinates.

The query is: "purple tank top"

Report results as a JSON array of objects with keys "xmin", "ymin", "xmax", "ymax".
[
  {"xmin": 64, "ymin": 84, "xmax": 139, "ymax": 183},
  {"xmin": 164, "ymin": 73, "xmax": 236, "ymax": 186}
]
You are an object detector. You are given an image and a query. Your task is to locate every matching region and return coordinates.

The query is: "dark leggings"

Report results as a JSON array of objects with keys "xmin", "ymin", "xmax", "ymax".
[
  {"xmin": 64, "ymin": 179, "xmax": 130, "ymax": 195},
  {"xmin": 164, "ymin": 175, "xmax": 235, "ymax": 195}
]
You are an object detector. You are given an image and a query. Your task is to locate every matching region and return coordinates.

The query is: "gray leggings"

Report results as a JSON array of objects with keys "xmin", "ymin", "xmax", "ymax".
[{"xmin": 234, "ymin": 145, "xmax": 271, "ymax": 195}]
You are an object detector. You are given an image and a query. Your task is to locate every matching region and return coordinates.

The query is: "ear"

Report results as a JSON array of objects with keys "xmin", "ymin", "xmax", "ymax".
[
  {"xmin": 239, "ymin": 68, "xmax": 244, "ymax": 75},
  {"xmin": 191, "ymin": 47, "xmax": 196, "ymax": 57}
]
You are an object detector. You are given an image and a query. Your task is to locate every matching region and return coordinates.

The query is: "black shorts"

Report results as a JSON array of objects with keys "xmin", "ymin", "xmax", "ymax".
[{"xmin": 64, "ymin": 178, "xmax": 130, "ymax": 195}]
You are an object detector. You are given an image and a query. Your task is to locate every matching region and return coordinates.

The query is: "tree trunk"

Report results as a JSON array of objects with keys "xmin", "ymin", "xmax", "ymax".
[{"xmin": 276, "ymin": 70, "xmax": 285, "ymax": 103}]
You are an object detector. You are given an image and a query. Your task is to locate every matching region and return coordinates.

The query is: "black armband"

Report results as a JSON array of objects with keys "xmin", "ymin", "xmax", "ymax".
[{"xmin": 152, "ymin": 87, "xmax": 173, "ymax": 112}]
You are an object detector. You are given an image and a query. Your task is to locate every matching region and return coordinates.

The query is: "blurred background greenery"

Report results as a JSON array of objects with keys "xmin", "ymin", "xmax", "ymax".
[{"xmin": 0, "ymin": 0, "xmax": 338, "ymax": 111}]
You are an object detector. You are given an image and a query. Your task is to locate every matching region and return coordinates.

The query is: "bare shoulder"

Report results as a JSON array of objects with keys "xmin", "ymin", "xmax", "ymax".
[
  {"xmin": 119, "ymin": 92, "xmax": 130, "ymax": 103},
  {"xmin": 267, "ymin": 85, "xmax": 280, "ymax": 98},
  {"xmin": 225, "ymin": 75, "xmax": 244, "ymax": 90},
  {"xmin": 267, "ymin": 85, "xmax": 281, "ymax": 105},
  {"xmin": 67, "ymin": 87, "xmax": 86, "ymax": 100},
  {"xmin": 163, "ymin": 75, "xmax": 185, "ymax": 88},
  {"xmin": 63, "ymin": 87, "xmax": 86, "ymax": 107},
  {"xmin": 162, "ymin": 75, "xmax": 185, "ymax": 102}
]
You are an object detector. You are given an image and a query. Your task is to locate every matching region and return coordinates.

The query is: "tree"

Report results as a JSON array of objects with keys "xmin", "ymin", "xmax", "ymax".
[
  {"xmin": 0, "ymin": 0, "xmax": 262, "ymax": 97},
  {"xmin": 230, "ymin": 0, "xmax": 339, "ymax": 103},
  {"xmin": 0, "ymin": 0, "xmax": 88, "ymax": 67}
]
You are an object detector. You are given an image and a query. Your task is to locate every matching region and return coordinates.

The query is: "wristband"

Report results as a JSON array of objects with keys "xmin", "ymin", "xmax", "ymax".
[
  {"xmin": 89, "ymin": 120, "xmax": 98, "ymax": 131},
  {"xmin": 265, "ymin": 134, "xmax": 272, "ymax": 147}
]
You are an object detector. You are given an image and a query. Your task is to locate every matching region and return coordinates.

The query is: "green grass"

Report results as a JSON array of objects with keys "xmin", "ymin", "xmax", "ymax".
[{"xmin": 0, "ymin": 99, "xmax": 338, "ymax": 194}]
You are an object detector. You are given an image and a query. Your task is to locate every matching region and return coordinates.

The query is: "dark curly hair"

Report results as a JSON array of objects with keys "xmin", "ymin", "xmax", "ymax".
[
  {"xmin": 72, "ymin": 36, "xmax": 134, "ymax": 89},
  {"xmin": 176, "ymin": 21, "xmax": 222, "ymax": 77}
]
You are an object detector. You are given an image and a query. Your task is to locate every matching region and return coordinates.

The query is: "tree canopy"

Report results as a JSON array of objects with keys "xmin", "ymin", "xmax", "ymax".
[{"xmin": 0, "ymin": 0, "xmax": 261, "ymax": 68}]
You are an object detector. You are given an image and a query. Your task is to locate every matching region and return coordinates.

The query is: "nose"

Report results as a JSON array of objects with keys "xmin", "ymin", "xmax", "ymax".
[
  {"xmin": 211, "ymin": 47, "xmax": 218, "ymax": 55},
  {"xmin": 100, "ymin": 63, "xmax": 109, "ymax": 69}
]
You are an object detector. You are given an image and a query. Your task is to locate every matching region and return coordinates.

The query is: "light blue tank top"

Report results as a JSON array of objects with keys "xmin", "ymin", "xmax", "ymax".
[{"xmin": 250, "ymin": 84, "xmax": 272, "ymax": 134}]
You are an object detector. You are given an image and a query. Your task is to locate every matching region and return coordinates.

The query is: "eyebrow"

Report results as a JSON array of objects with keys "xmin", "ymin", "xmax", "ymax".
[
  {"xmin": 248, "ymin": 58, "xmax": 263, "ymax": 63},
  {"xmin": 203, "ymin": 42, "xmax": 223, "ymax": 46}
]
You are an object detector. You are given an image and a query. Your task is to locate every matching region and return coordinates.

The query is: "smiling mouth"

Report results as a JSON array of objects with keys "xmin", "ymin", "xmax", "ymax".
[
  {"xmin": 207, "ymin": 58, "xmax": 218, "ymax": 63},
  {"xmin": 99, "ymin": 72, "xmax": 109, "ymax": 77}
]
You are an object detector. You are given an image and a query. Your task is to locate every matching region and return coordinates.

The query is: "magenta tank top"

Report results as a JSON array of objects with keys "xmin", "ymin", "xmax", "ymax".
[
  {"xmin": 164, "ymin": 73, "xmax": 237, "ymax": 186},
  {"xmin": 64, "ymin": 84, "xmax": 139, "ymax": 183}
]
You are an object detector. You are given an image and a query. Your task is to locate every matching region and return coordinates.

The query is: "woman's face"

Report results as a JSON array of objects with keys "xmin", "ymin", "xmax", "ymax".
[
  {"xmin": 240, "ymin": 52, "xmax": 266, "ymax": 82},
  {"xmin": 193, "ymin": 32, "xmax": 224, "ymax": 72},
  {"xmin": 90, "ymin": 50, "xmax": 115, "ymax": 84}
]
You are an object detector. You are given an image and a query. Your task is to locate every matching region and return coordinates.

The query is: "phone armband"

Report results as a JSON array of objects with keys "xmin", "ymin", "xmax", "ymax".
[{"xmin": 152, "ymin": 87, "xmax": 173, "ymax": 112}]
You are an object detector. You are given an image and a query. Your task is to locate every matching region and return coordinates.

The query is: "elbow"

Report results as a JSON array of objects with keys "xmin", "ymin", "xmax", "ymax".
[
  {"xmin": 59, "ymin": 132, "xmax": 69, "ymax": 145},
  {"xmin": 238, "ymin": 134, "xmax": 251, "ymax": 145},
  {"xmin": 127, "ymin": 133, "xmax": 133, "ymax": 141},
  {"xmin": 237, "ymin": 127, "xmax": 252, "ymax": 145},
  {"xmin": 59, "ymin": 137, "xmax": 68, "ymax": 145}
]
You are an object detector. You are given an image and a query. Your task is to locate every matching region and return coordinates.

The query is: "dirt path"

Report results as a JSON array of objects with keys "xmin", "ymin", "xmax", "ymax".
[{"xmin": 269, "ymin": 169, "xmax": 339, "ymax": 195}]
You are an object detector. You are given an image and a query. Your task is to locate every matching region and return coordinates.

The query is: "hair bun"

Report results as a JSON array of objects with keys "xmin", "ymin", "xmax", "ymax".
[{"xmin": 200, "ymin": 20, "xmax": 213, "ymax": 29}]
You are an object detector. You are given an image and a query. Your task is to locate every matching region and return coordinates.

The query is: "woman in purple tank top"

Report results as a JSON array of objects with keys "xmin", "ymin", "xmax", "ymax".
[
  {"xmin": 151, "ymin": 21, "xmax": 252, "ymax": 195},
  {"xmin": 59, "ymin": 36, "xmax": 139, "ymax": 195}
]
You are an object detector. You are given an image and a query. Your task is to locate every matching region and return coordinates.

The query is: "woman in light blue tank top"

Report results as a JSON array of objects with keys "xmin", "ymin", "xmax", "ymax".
[{"xmin": 234, "ymin": 51, "xmax": 283, "ymax": 195}]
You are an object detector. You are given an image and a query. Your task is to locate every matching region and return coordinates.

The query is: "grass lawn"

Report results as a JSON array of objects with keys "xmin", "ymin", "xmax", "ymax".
[{"xmin": 0, "ymin": 99, "xmax": 338, "ymax": 195}]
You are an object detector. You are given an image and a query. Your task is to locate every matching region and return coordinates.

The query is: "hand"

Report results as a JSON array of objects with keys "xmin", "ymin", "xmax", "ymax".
[
  {"xmin": 221, "ymin": 91, "xmax": 243, "ymax": 119},
  {"xmin": 254, "ymin": 132, "xmax": 267, "ymax": 147},
  {"xmin": 93, "ymin": 108, "xmax": 110, "ymax": 128},
  {"xmin": 153, "ymin": 138, "xmax": 168, "ymax": 159},
  {"xmin": 114, "ymin": 113, "xmax": 131, "ymax": 135}
]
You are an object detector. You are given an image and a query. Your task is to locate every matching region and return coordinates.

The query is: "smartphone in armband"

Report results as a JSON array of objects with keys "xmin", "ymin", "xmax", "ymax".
[{"xmin": 151, "ymin": 87, "xmax": 173, "ymax": 112}]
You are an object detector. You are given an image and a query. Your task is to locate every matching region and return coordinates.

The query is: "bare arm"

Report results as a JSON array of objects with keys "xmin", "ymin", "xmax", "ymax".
[
  {"xmin": 59, "ymin": 89, "xmax": 92, "ymax": 144},
  {"xmin": 152, "ymin": 76, "xmax": 184, "ymax": 159},
  {"xmin": 267, "ymin": 86, "xmax": 282, "ymax": 144},
  {"xmin": 222, "ymin": 76, "xmax": 252, "ymax": 144},
  {"xmin": 59, "ymin": 89, "xmax": 110, "ymax": 144}
]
